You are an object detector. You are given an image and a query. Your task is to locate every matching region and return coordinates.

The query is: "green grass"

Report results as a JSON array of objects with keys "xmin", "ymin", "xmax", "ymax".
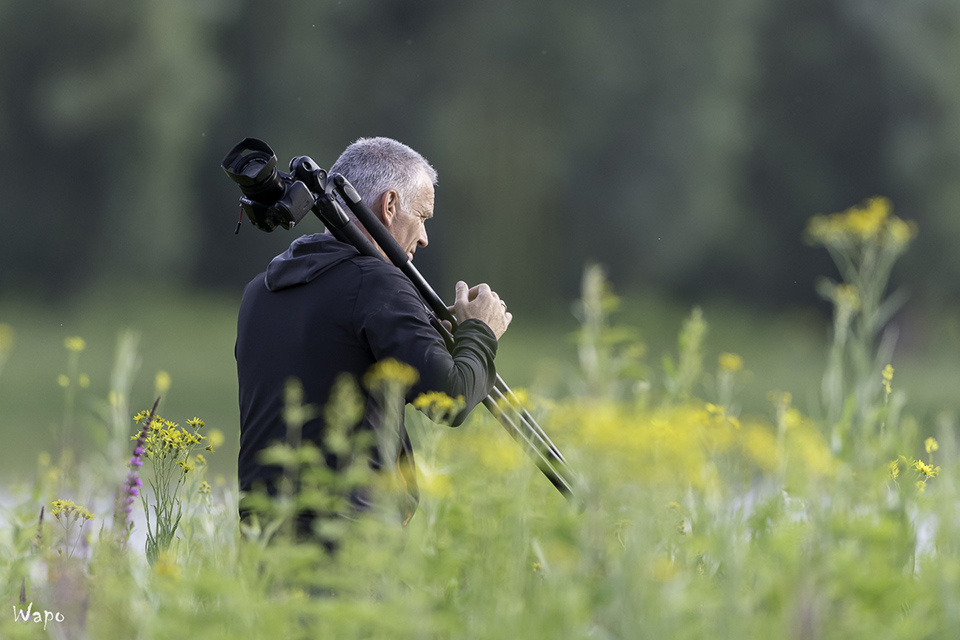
[
  {"xmin": 4, "ymin": 268, "xmax": 960, "ymax": 638},
  {"xmin": 0, "ymin": 287, "xmax": 241, "ymax": 483},
  {"xmin": 2, "ymin": 285, "xmax": 958, "ymax": 484},
  {"xmin": 6, "ymin": 214, "xmax": 959, "ymax": 638}
]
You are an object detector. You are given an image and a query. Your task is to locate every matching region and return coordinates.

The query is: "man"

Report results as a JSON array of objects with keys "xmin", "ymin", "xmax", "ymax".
[{"xmin": 236, "ymin": 137, "xmax": 511, "ymax": 536}]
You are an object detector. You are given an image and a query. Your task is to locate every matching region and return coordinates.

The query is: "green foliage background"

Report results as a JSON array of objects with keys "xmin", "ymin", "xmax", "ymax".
[{"xmin": 2, "ymin": 0, "xmax": 960, "ymax": 309}]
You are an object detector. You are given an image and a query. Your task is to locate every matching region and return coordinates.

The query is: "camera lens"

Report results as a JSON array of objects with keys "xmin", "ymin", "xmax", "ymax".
[
  {"xmin": 222, "ymin": 139, "xmax": 286, "ymax": 205},
  {"xmin": 236, "ymin": 154, "xmax": 271, "ymax": 183}
]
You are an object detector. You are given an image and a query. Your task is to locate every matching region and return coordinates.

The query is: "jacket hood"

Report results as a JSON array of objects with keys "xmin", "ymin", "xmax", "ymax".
[{"xmin": 264, "ymin": 233, "xmax": 360, "ymax": 291}]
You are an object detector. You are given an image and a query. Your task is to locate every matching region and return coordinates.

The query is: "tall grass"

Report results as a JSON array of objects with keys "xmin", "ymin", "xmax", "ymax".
[{"xmin": 1, "ymin": 199, "xmax": 958, "ymax": 639}]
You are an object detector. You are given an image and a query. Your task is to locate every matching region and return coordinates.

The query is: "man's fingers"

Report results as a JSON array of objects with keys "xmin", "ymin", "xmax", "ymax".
[
  {"xmin": 455, "ymin": 281, "xmax": 468, "ymax": 306},
  {"xmin": 452, "ymin": 280, "xmax": 512, "ymax": 339},
  {"xmin": 440, "ymin": 320, "xmax": 453, "ymax": 333}
]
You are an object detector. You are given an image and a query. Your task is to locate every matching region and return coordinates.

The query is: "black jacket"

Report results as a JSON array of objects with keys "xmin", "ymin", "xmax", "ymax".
[{"xmin": 236, "ymin": 233, "xmax": 497, "ymax": 519}]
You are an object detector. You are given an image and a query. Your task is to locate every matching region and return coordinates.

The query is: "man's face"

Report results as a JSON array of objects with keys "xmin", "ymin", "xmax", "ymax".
[{"xmin": 389, "ymin": 177, "xmax": 434, "ymax": 262}]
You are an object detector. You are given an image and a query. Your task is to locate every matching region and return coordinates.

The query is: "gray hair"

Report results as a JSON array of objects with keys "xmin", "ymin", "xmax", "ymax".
[{"xmin": 329, "ymin": 137, "xmax": 437, "ymax": 211}]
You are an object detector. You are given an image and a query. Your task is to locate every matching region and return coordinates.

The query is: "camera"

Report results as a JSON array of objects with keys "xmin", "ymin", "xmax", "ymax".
[{"xmin": 221, "ymin": 138, "xmax": 322, "ymax": 232}]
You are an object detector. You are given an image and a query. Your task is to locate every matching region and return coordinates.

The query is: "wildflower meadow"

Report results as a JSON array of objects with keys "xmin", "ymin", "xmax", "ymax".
[{"xmin": 2, "ymin": 199, "xmax": 959, "ymax": 639}]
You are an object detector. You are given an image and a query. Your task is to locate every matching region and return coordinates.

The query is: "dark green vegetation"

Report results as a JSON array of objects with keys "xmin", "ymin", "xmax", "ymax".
[{"xmin": 3, "ymin": 0, "xmax": 960, "ymax": 311}]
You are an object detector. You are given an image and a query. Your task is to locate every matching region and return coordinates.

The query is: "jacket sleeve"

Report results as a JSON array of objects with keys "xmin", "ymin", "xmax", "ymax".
[{"xmin": 354, "ymin": 263, "xmax": 497, "ymax": 426}]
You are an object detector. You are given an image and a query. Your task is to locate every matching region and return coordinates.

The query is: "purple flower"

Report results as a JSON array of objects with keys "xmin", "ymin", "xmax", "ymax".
[{"xmin": 116, "ymin": 397, "xmax": 159, "ymax": 545}]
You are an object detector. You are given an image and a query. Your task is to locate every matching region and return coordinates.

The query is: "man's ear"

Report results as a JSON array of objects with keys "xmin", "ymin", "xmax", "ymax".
[{"xmin": 379, "ymin": 189, "xmax": 400, "ymax": 228}]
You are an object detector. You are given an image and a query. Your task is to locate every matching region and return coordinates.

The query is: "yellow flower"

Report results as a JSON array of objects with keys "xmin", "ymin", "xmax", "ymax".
[
  {"xmin": 153, "ymin": 551, "xmax": 181, "ymax": 579},
  {"xmin": 925, "ymin": 437, "xmax": 939, "ymax": 455},
  {"xmin": 413, "ymin": 391, "xmax": 465, "ymax": 422},
  {"xmin": 743, "ymin": 427, "xmax": 779, "ymax": 472},
  {"xmin": 50, "ymin": 499, "xmax": 95, "ymax": 521},
  {"xmin": 782, "ymin": 407, "xmax": 804, "ymax": 430},
  {"xmin": 507, "ymin": 387, "xmax": 530, "ymax": 408},
  {"xmin": 882, "ymin": 365, "xmax": 894, "ymax": 397},
  {"xmin": 834, "ymin": 284, "xmax": 860, "ymax": 311},
  {"xmin": 135, "ymin": 411, "xmax": 209, "ymax": 460},
  {"xmin": 493, "ymin": 389, "xmax": 533, "ymax": 416},
  {"xmin": 64, "ymin": 336, "xmax": 86, "ymax": 352},
  {"xmin": 155, "ymin": 370, "xmax": 171, "ymax": 394},
  {"xmin": 413, "ymin": 391, "xmax": 461, "ymax": 412},
  {"xmin": 846, "ymin": 197, "xmax": 889, "ymax": 241},
  {"xmin": 806, "ymin": 197, "xmax": 916, "ymax": 250},
  {"xmin": 914, "ymin": 458, "xmax": 939, "ymax": 478},
  {"xmin": 186, "ymin": 417, "xmax": 205, "ymax": 429},
  {"xmin": 57, "ymin": 374, "xmax": 70, "ymax": 388},
  {"xmin": 199, "ymin": 481, "xmax": 211, "ymax": 496},
  {"xmin": 0, "ymin": 324, "xmax": 14, "ymax": 351},
  {"xmin": 364, "ymin": 358, "xmax": 419, "ymax": 389},
  {"xmin": 207, "ymin": 428, "xmax": 225, "ymax": 449},
  {"xmin": 418, "ymin": 466, "xmax": 453, "ymax": 498},
  {"xmin": 887, "ymin": 217, "xmax": 918, "ymax": 245},
  {"xmin": 718, "ymin": 352, "xmax": 743, "ymax": 372},
  {"xmin": 805, "ymin": 214, "xmax": 841, "ymax": 244},
  {"xmin": 79, "ymin": 374, "xmax": 90, "ymax": 388}
]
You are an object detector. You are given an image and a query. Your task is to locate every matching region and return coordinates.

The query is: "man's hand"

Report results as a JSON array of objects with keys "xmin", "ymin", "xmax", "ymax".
[{"xmin": 451, "ymin": 281, "xmax": 512, "ymax": 339}]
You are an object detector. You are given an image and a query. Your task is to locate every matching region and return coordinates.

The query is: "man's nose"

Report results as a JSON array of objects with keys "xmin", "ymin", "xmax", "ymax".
[{"xmin": 419, "ymin": 227, "xmax": 428, "ymax": 248}]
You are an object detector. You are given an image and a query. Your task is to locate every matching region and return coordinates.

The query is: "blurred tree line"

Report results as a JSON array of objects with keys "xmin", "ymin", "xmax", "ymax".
[{"xmin": 1, "ymin": 0, "xmax": 958, "ymax": 312}]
